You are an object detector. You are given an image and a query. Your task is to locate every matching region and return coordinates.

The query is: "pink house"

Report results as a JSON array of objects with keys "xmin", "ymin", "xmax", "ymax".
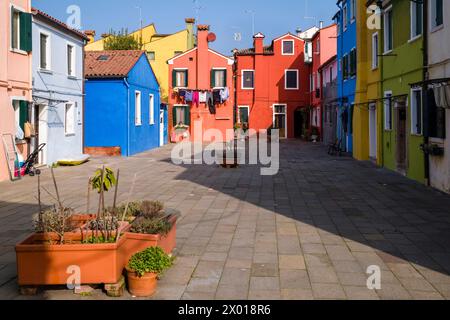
[{"xmin": 0, "ymin": 0, "xmax": 33, "ymax": 182}]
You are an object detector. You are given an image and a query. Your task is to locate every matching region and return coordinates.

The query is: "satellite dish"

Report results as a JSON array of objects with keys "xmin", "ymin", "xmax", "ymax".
[{"xmin": 207, "ymin": 32, "xmax": 216, "ymax": 43}]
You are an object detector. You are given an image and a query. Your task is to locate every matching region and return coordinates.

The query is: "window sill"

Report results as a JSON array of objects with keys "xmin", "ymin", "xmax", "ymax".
[
  {"xmin": 241, "ymin": 87, "xmax": 254, "ymax": 90},
  {"xmin": 67, "ymin": 75, "xmax": 77, "ymax": 80},
  {"xmin": 65, "ymin": 133, "xmax": 76, "ymax": 137},
  {"xmin": 431, "ymin": 24, "xmax": 444, "ymax": 34},
  {"xmin": 408, "ymin": 35, "xmax": 422, "ymax": 44},
  {"xmin": 383, "ymin": 50, "xmax": 393, "ymax": 55},
  {"xmin": 371, "ymin": 66, "xmax": 379, "ymax": 71},
  {"xmin": 410, "ymin": 133, "xmax": 423, "ymax": 137},
  {"xmin": 135, "ymin": 124, "xmax": 142, "ymax": 127},
  {"xmin": 10, "ymin": 48, "xmax": 28, "ymax": 56},
  {"xmin": 39, "ymin": 69, "xmax": 53, "ymax": 75},
  {"xmin": 285, "ymin": 88, "xmax": 299, "ymax": 91}
]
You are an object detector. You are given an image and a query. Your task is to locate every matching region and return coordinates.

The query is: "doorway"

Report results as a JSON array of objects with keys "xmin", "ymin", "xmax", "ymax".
[
  {"xmin": 273, "ymin": 104, "xmax": 287, "ymax": 139},
  {"xmin": 159, "ymin": 109, "xmax": 165, "ymax": 147},
  {"xmin": 369, "ymin": 103, "xmax": 377, "ymax": 160},
  {"xmin": 294, "ymin": 109, "xmax": 303, "ymax": 138},
  {"xmin": 395, "ymin": 100, "xmax": 407, "ymax": 173},
  {"xmin": 34, "ymin": 105, "xmax": 47, "ymax": 165}
]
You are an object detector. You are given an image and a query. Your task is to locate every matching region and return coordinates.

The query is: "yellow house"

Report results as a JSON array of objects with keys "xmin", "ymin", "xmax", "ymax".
[
  {"xmin": 85, "ymin": 18, "xmax": 196, "ymax": 102},
  {"xmin": 353, "ymin": 2, "xmax": 382, "ymax": 164}
]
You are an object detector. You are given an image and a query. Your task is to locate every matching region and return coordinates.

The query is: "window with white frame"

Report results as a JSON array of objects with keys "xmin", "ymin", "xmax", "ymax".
[
  {"xmin": 211, "ymin": 69, "xmax": 226, "ymax": 88},
  {"xmin": 242, "ymin": 70, "xmax": 254, "ymax": 89},
  {"xmin": 384, "ymin": 6, "xmax": 393, "ymax": 53},
  {"xmin": 411, "ymin": 88, "xmax": 423, "ymax": 135},
  {"xmin": 282, "ymin": 40, "xmax": 294, "ymax": 55},
  {"xmin": 431, "ymin": 0, "xmax": 444, "ymax": 29},
  {"xmin": 149, "ymin": 94, "xmax": 155, "ymax": 125},
  {"xmin": 410, "ymin": 1, "xmax": 423, "ymax": 39},
  {"xmin": 67, "ymin": 44, "xmax": 75, "ymax": 76},
  {"xmin": 40, "ymin": 33, "xmax": 50, "ymax": 70},
  {"xmin": 11, "ymin": 9, "xmax": 20, "ymax": 50},
  {"xmin": 135, "ymin": 91, "xmax": 142, "ymax": 126},
  {"xmin": 350, "ymin": 0, "xmax": 356, "ymax": 21},
  {"xmin": 65, "ymin": 103, "xmax": 75, "ymax": 135},
  {"xmin": 285, "ymin": 70, "xmax": 299, "ymax": 90},
  {"xmin": 372, "ymin": 33, "xmax": 379, "ymax": 69},
  {"xmin": 384, "ymin": 92, "xmax": 393, "ymax": 130},
  {"xmin": 343, "ymin": 4, "xmax": 348, "ymax": 30}
]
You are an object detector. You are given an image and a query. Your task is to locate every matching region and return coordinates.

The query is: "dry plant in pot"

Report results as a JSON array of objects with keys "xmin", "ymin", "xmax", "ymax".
[{"xmin": 126, "ymin": 246, "xmax": 173, "ymax": 297}]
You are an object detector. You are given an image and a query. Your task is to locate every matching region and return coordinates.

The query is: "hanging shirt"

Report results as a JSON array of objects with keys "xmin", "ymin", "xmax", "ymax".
[
  {"xmin": 199, "ymin": 91, "xmax": 207, "ymax": 103},
  {"xmin": 220, "ymin": 87, "xmax": 230, "ymax": 103},
  {"xmin": 185, "ymin": 91, "xmax": 193, "ymax": 102},
  {"xmin": 207, "ymin": 92, "xmax": 216, "ymax": 114},
  {"xmin": 213, "ymin": 90, "xmax": 221, "ymax": 104}
]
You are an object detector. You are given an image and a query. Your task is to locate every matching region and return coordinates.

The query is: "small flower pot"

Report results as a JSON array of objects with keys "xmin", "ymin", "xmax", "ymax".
[{"xmin": 126, "ymin": 267, "xmax": 158, "ymax": 297}]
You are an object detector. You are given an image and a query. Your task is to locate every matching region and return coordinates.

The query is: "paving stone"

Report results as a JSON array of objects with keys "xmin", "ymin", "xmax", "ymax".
[
  {"xmin": 279, "ymin": 255, "xmax": 306, "ymax": 270},
  {"xmin": 215, "ymin": 285, "xmax": 248, "ymax": 300},
  {"xmin": 250, "ymin": 277, "xmax": 280, "ymax": 291},
  {"xmin": 219, "ymin": 268, "xmax": 251, "ymax": 288},
  {"xmin": 251, "ymin": 263, "xmax": 279, "ymax": 277},
  {"xmin": 248, "ymin": 290, "xmax": 281, "ymax": 300},
  {"xmin": 308, "ymin": 267, "xmax": 340, "ymax": 284},
  {"xmin": 153, "ymin": 285, "xmax": 186, "ymax": 300},
  {"xmin": 311, "ymin": 283, "xmax": 346, "ymax": 300},
  {"xmin": 193, "ymin": 261, "xmax": 224, "ymax": 279},
  {"xmin": 281, "ymin": 289, "xmax": 314, "ymax": 300},
  {"xmin": 376, "ymin": 284, "xmax": 412, "ymax": 300},
  {"xmin": 343, "ymin": 286, "xmax": 379, "ymax": 300},
  {"xmin": 186, "ymin": 277, "xmax": 220, "ymax": 293},
  {"xmin": 280, "ymin": 270, "xmax": 311, "ymax": 290}
]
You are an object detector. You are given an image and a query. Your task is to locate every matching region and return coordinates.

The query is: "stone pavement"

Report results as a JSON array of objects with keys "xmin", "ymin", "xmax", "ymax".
[{"xmin": 0, "ymin": 140, "xmax": 450, "ymax": 300}]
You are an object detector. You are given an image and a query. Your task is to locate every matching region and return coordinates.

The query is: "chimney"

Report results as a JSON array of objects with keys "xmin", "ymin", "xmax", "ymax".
[
  {"xmin": 319, "ymin": 21, "xmax": 324, "ymax": 29},
  {"xmin": 296, "ymin": 28, "xmax": 303, "ymax": 38},
  {"xmin": 197, "ymin": 25, "xmax": 210, "ymax": 51},
  {"xmin": 253, "ymin": 32, "xmax": 265, "ymax": 54},
  {"xmin": 185, "ymin": 18, "xmax": 196, "ymax": 49},
  {"xmin": 85, "ymin": 30, "xmax": 96, "ymax": 44}
]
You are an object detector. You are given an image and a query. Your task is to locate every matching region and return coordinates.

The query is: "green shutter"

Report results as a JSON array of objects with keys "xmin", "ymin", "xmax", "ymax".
[
  {"xmin": 211, "ymin": 69, "xmax": 215, "ymax": 88},
  {"xmin": 173, "ymin": 106, "xmax": 178, "ymax": 126},
  {"xmin": 185, "ymin": 106, "xmax": 191, "ymax": 126},
  {"xmin": 184, "ymin": 70, "xmax": 188, "ymax": 87},
  {"xmin": 223, "ymin": 69, "xmax": 227, "ymax": 87},
  {"xmin": 172, "ymin": 70, "xmax": 177, "ymax": 88},
  {"xmin": 19, "ymin": 12, "xmax": 32, "ymax": 52},
  {"xmin": 19, "ymin": 100, "xmax": 29, "ymax": 131}
]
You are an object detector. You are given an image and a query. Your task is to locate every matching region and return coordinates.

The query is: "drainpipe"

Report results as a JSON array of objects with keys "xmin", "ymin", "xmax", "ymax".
[
  {"xmin": 423, "ymin": 0, "xmax": 430, "ymax": 186},
  {"xmin": 233, "ymin": 52, "xmax": 238, "ymax": 125},
  {"xmin": 124, "ymin": 78, "xmax": 130, "ymax": 157}
]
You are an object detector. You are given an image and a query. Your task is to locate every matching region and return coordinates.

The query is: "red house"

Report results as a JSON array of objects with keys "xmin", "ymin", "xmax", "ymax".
[
  {"xmin": 168, "ymin": 25, "xmax": 234, "ymax": 142},
  {"xmin": 234, "ymin": 32, "xmax": 310, "ymax": 139},
  {"xmin": 310, "ymin": 24, "xmax": 337, "ymax": 141}
]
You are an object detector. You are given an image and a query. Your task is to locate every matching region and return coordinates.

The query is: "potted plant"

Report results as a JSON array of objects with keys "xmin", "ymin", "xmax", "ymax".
[{"xmin": 126, "ymin": 247, "xmax": 173, "ymax": 297}]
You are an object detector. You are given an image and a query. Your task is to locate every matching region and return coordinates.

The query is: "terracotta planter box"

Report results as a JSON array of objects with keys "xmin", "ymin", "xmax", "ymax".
[
  {"xmin": 16, "ymin": 222, "xmax": 129, "ymax": 286},
  {"xmin": 122, "ymin": 215, "xmax": 177, "ymax": 263}
]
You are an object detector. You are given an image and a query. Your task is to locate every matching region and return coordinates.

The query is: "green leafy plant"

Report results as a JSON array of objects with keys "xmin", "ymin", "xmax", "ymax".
[
  {"xmin": 130, "ymin": 217, "xmax": 172, "ymax": 236},
  {"xmin": 104, "ymin": 28, "xmax": 142, "ymax": 50},
  {"xmin": 91, "ymin": 167, "xmax": 117, "ymax": 194},
  {"xmin": 128, "ymin": 247, "xmax": 173, "ymax": 277}
]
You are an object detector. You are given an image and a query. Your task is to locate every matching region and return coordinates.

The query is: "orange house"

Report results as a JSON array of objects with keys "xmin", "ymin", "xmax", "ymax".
[
  {"xmin": 167, "ymin": 25, "xmax": 234, "ymax": 143},
  {"xmin": 234, "ymin": 32, "xmax": 310, "ymax": 139},
  {"xmin": 0, "ymin": 0, "xmax": 33, "ymax": 182}
]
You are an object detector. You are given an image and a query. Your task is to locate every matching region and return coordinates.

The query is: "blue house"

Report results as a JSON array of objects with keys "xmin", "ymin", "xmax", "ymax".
[
  {"xmin": 31, "ymin": 8, "xmax": 88, "ymax": 166},
  {"xmin": 334, "ymin": 0, "xmax": 357, "ymax": 153},
  {"xmin": 84, "ymin": 50, "xmax": 161, "ymax": 156}
]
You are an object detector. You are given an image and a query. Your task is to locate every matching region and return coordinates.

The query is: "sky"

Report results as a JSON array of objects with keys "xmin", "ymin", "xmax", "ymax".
[{"xmin": 32, "ymin": 0, "xmax": 337, "ymax": 54}]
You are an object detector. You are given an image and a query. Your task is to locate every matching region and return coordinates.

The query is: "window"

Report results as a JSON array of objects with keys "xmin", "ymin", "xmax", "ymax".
[
  {"xmin": 40, "ymin": 33, "xmax": 50, "ymax": 70},
  {"xmin": 12, "ymin": 100, "xmax": 28, "ymax": 138},
  {"xmin": 343, "ymin": 54, "xmax": 349, "ymax": 80},
  {"xmin": 310, "ymin": 74, "xmax": 313, "ymax": 92},
  {"xmin": 211, "ymin": 69, "xmax": 227, "ymax": 88},
  {"xmin": 411, "ymin": 88, "xmax": 423, "ymax": 135},
  {"xmin": 149, "ymin": 94, "xmax": 155, "ymax": 125},
  {"xmin": 242, "ymin": 70, "xmax": 254, "ymax": 89},
  {"xmin": 312, "ymin": 73, "xmax": 316, "ymax": 91},
  {"xmin": 147, "ymin": 51, "xmax": 156, "ymax": 61},
  {"xmin": 343, "ymin": 4, "xmax": 348, "ymax": 30},
  {"xmin": 384, "ymin": 92, "xmax": 393, "ymax": 130},
  {"xmin": 372, "ymin": 33, "xmax": 379, "ymax": 69},
  {"xmin": 67, "ymin": 44, "xmax": 75, "ymax": 76},
  {"xmin": 426, "ymin": 88, "xmax": 446, "ymax": 139},
  {"xmin": 350, "ymin": 48, "xmax": 357, "ymax": 77},
  {"xmin": 316, "ymin": 39, "xmax": 320, "ymax": 54},
  {"xmin": 410, "ymin": 1, "xmax": 423, "ymax": 39},
  {"xmin": 282, "ymin": 40, "xmax": 294, "ymax": 55},
  {"xmin": 384, "ymin": 6, "xmax": 393, "ymax": 53},
  {"xmin": 65, "ymin": 103, "xmax": 75, "ymax": 135},
  {"xmin": 285, "ymin": 70, "xmax": 299, "ymax": 90},
  {"xmin": 173, "ymin": 69, "xmax": 188, "ymax": 88},
  {"xmin": 431, "ymin": 0, "xmax": 444, "ymax": 29},
  {"xmin": 173, "ymin": 105, "xmax": 190, "ymax": 126},
  {"xmin": 238, "ymin": 106, "xmax": 249, "ymax": 124},
  {"xmin": 330, "ymin": 66, "xmax": 333, "ymax": 83},
  {"xmin": 135, "ymin": 91, "xmax": 142, "ymax": 126},
  {"xmin": 10, "ymin": 7, "xmax": 32, "ymax": 52},
  {"xmin": 350, "ymin": 0, "xmax": 356, "ymax": 21}
]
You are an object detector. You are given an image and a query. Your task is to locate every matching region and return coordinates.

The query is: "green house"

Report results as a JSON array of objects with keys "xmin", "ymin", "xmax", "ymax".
[{"xmin": 379, "ymin": 0, "xmax": 425, "ymax": 183}]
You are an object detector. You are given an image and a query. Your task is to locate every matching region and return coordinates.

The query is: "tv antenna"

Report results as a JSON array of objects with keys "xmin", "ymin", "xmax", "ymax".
[
  {"xmin": 304, "ymin": 0, "xmax": 316, "ymax": 24},
  {"xmin": 193, "ymin": 0, "xmax": 204, "ymax": 24},
  {"xmin": 244, "ymin": 10, "xmax": 256, "ymax": 36}
]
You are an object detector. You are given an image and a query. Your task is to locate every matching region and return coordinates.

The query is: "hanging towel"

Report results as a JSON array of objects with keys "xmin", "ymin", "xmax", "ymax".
[
  {"xmin": 207, "ymin": 93, "xmax": 216, "ymax": 114},
  {"xmin": 192, "ymin": 91, "xmax": 200, "ymax": 104},
  {"xmin": 220, "ymin": 87, "xmax": 230, "ymax": 103},
  {"xmin": 213, "ymin": 90, "xmax": 221, "ymax": 104},
  {"xmin": 444, "ymin": 84, "xmax": 450, "ymax": 108},
  {"xmin": 199, "ymin": 91, "xmax": 207, "ymax": 103},
  {"xmin": 185, "ymin": 90, "xmax": 193, "ymax": 102},
  {"xmin": 433, "ymin": 85, "xmax": 442, "ymax": 108}
]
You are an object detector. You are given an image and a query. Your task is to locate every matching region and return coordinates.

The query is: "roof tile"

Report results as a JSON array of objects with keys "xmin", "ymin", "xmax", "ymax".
[{"xmin": 84, "ymin": 50, "xmax": 146, "ymax": 78}]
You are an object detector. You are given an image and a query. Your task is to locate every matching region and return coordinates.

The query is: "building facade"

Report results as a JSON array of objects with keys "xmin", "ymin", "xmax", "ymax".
[
  {"xmin": 168, "ymin": 25, "xmax": 234, "ymax": 143},
  {"xmin": 320, "ymin": 55, "xmax": 338, "ymax": 146},
  {"xmin": 0, "ymin": 0, "xmax": 32, "ymax": 182},
  {"xmin": 86, "ymin": 19, "xmax": 196, "ymax": 102},
  {"xmin": 84, "ymin": 50, "xmax": 161, "ymax": 156},
  {"xmin": 234, "ymin": 32, "xmax": 310, "ymax": 139},
  {"xmin": 31, "ymin": 8, "xmax": 88, "ymax": 166},
  {"xmin": 353, "ymin": 1, "xmax": 383, "ymax": 163},
  {"xmin": 335, "ymin": 0, "xmax": 357, "ymax": 153}
]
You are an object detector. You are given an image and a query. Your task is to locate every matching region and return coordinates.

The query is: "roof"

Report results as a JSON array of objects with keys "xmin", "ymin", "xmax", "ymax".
[
  {"xmin": 234, "ymin": 45, "xmax": 274, "ymax": 56},
  {"xmin": 318, "ymin": 55, "xmax": 337, "ymax": 71},
  {"xmin": 84, "ymin": 50, "xmax": 146, "ymax": 78},
  {"xmin": 167, "ymin": 47, "xmax": 234, "ymax": 65},
  {"xmin": 31, "ymin": 8, "xmax": 89, "ymax": 41}
]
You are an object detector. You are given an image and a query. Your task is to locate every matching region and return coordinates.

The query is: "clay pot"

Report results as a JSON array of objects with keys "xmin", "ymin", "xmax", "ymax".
[{"xmin": 126, "ymin": 267, "xmax": 158, "ymax": 297}]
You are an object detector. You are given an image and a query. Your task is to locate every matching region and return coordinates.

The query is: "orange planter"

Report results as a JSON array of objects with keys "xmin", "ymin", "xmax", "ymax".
[
  {"xmin": 121, "ymin": 216, "xmax": 177, "ymax": 264},
  {"xmin": 16, "ymin": 222, "xmax": 129, "ymax": 286},
  {"xmin": 126, "ymin": 267, "xmax": 158, "ymax": 297}
]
